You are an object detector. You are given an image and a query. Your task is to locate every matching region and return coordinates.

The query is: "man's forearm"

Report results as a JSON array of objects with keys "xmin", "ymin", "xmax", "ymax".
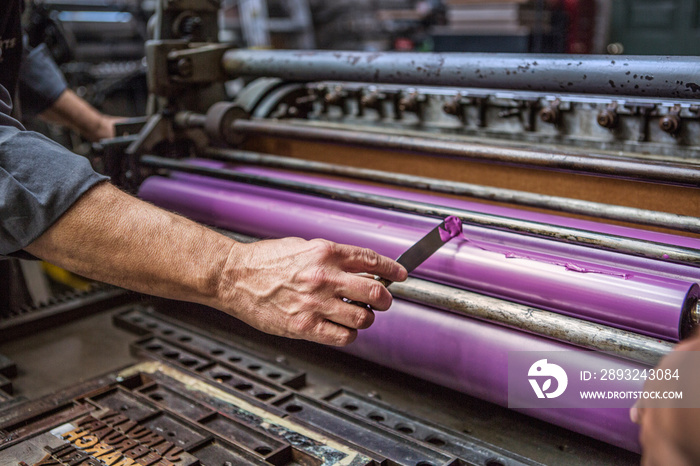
[
  {"xmin": 24, "ymin": 181, "xmax": 407, "ymax": 346},
  {"xmin": 38, "ymin": 90, "xmax": 118, "ymax": 141},
  {"xmin": 24, "ymin": 181, "xmax": 234, "ymax": 307}
]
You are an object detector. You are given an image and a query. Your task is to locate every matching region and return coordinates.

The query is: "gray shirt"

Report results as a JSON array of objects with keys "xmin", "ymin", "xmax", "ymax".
[
  {"xmin": 0, "ymin": 84, "xmax": 108, "ymax": 256},
  {"xmin": 1, "ymin": 1, "xmax": 107, "ymax": 257}
]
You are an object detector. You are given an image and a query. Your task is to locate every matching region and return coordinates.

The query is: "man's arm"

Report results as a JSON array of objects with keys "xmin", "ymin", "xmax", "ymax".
[
  {"xmin": 24, "ymin": 181, "xmax": 407, "ymax": 346},
  {"xmin": 18, "ymin": 41, "xmax": 119, "ymax": 141},
  {"xmin": 38, "ymin": 89, "xmax": 120, "ymax": 141}
]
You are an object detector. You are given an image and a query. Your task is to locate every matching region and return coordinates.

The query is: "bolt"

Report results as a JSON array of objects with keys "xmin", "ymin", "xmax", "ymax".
[
  {"xmin": 398, "ymin": 92, "xmax": 420, "ymax": 113},
  {"xmin": 659, "ymin": 113, "xmax": 681, "ymax": 134},
  {"xmin": 539, "ymin": 106, "xmax": 560, "ymax": 124},
  {"xmin": 181, "ymin": 16, "xmax": 202, "ymax": 36},
  {"xmin": 597, "ymin": 108, "xmax": 619, "ymax": 129},
  {"xmin": 361, "ymin": 92, "xmax": 380, "ymax": 107},
  {"xmin": 177, "ymin": 58, "xmax": 193, "ymax": 78},
  {"xmin": 443, "ymin": 95, "xmax": 462, "ymax": 115}
]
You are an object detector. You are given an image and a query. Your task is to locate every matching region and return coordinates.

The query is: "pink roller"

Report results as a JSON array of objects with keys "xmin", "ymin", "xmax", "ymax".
[
  {"xmin": 341, "ymin": 298, "xmax": 643, "ymax": 452},
  {"xmin": 138, "ymin": 171, "xmax": 699, "ymax": 341}
]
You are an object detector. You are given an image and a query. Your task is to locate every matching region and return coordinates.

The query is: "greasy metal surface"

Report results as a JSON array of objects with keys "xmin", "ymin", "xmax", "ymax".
[
  {"xmin": 0, "ymin": 354, "xmax": 16, "ymax": 379},
  {"xmin": 114, "ymin": 306, "xmax": 306, "ymax": 389},
  {"xmin": 0, "ymin": 310, "xmax": 139, "ymax": 401},
  {"xmin": 390, "ymin": 278, "xmax": 673, "ymax": 366},
  {"xmin": 0, "ymin": 362, "xmax": 372, "ymax": 465},
  {"xmin": 272, "ymin": 393, "xmax": 459, "ymax": 465},
  {"xmin": 693, "ymin": 301, "xmax": 700, "ymax": 325},
  {"xmin": 204, "ymin": 147, "xmax": 700, "ymax": 233},
  {"xmin": 223, "ymin": 50, "xmax": 700, "ymax": 99},
  {"xmin": 122, "ymin": 362, "xmax": 438, "ymax": 465},
  {"xmin": 324, "ymin": 389, "xmax": 537, "ymax": 466},
  {"xmin": 0, "ymin": 298, "xmax": 640, "ymax": 465},
  {"xmin": 0, "ymin": 285, "xmax": 131, "ymax": 342},
  {"xmin": 229, "ymin": 119, "xmax": 700, "ymax": 187},
  {"xmin": 139, "ymin": 155, "xmax": 700, "ymax": 266}
]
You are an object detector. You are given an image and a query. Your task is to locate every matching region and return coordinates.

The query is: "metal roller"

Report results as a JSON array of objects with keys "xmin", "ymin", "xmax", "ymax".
[
  {"xmin": 204, "ymin": 147, "xmax": 700, "ymax": 234},
  {"xmin": 210, "ymin": 230, "xmax": 674, "ymax": 366},
  {"xmin": 228, "ymin": 119, "xmax": 700, "ymax": 187},
  {"xmin": 341, "ymin": 298, "xmax": 646, "ymax": 453},
  {"xmin": 138, "ymin": 166, "xmax": 699, "ymax": 340},
  {"xmin": 223, "ymin": 49, "xmax": 700, "ymax": 100},
  {"xmin": 139, "ymin": 155, "xmax": 700, "ymax": 266}
]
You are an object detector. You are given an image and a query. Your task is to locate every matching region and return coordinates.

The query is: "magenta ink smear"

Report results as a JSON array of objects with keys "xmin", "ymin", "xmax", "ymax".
[{"xmin": 438, "ymin": 215, "xmax": 463, "ymax": 241}]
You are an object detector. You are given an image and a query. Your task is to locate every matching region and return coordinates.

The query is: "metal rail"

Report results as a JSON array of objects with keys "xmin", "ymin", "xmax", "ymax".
[
  {"xmin": 223, "ymin": 49, "xmax": 700, "ymax": 99},
  {"xmin": 229, "ymin": 119, "xmax": 700, "ymax": 187},
  {"xmin": 214, "ymin": 230, "xmax": 673, "ymax": 366},
  {"xmin": 204, "ymin": 147, "xmax": 700, "ymax": 234},
  {"xmin": 140, "ymin": 155, "xmax": 700, "ymax": 266},
  {"xmin": 390, "ymin": 278, "xmax": 673, "ymax": 366}
]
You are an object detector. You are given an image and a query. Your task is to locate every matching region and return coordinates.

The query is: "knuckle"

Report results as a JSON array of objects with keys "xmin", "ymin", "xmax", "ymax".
[
  {"xmin": 306, "ymin": 267, "xmax": 330, "ymax": 289},
  {"xmin": 368, "ymin": 282, "xmax": 384, "ymax": 303},
  {"xmin": 290, "ymin": 311, "xmax": 319, "ymax": 336},
  {"xmin": 310, "ymin": 238, "xmax": 336, "ymax": 260},
  {"xmin": 363, "ymin": 248, "xmax": 380, "ymax": 269},
  {"xmin": 367, "ymin": 282, "xmax": 390, "ymax": 310},
  {"xmin": 354, "ymin": 309, "xmax": 375, "ymax": 329},
  {"xmin": 335, "ymin": 329, "xmax": 358, "ymax": 346}
]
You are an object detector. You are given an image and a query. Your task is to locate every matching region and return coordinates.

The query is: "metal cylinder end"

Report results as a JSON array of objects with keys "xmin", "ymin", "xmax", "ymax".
[{"xmin": 692, "ymin": 298, "xmax": 700, "ymax": 326}]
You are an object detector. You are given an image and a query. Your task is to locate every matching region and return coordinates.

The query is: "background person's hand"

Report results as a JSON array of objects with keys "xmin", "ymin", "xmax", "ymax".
[
  {"xmin": 632, "ymin": 333, "xmax": 700, "ymax": 466},
  {"xmin": 216, "ymin": 237, "xmax": 407, "ymax": 346}
]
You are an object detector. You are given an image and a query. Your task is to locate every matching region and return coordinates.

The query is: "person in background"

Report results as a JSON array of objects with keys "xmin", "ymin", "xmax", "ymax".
[{"xmin": 2, "ymin": 2, "xmax": 119, "ymax": 141}]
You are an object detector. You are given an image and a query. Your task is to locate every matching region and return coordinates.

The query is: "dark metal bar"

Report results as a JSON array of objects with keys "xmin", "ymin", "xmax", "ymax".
[
  {"xmin": 140, "ymin": 155, "xmax": 700, "ymax": 265},
  {"xmin": 230, "ymin": 119, "xmax": 700, "ymax": 187},
  {"xmin": 174, "ymin": 111, "xmax": 207, "ymax": 129},
  {"xmin": 392, "ymin": 277, "xmax": 674, "ymax": 366},
  {"xmin": 208, "ymin": 230, "xmax": 673, "ymax": 365},
  {"xmin": 223, "ymin": 49, "xmax": 700, "ymax": 99},
  {"xmin": 204, "ymin": 147, "xmax": 700, "ymax": 233}
]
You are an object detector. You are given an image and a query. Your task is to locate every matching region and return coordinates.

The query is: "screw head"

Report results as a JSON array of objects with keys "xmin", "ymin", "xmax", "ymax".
[
  {"xmin": 539, "ymin": 106, "xmax": 559, "ymax": 124},
  {"xmin": 597, "ymin": 109, "xmax": 618, "ymax": 129},
  {"xmin": 659, "ymin": 114, "xmax": 681, "ymax": 133},
  {"xmin": 177, "ymin": 58, "xmax": 193, "ymax": 78}
]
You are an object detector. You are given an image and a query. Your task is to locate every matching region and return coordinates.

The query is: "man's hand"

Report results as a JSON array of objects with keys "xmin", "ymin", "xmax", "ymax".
[
  {"xmin": 632, "ymin": 333, "xmax": 700, "ymax": 465},
  {"xmin": 25, "ymin": 182, "xmax": 406, "ymax": 346},
  {"xmin": 217, "ymin": 238, "xmax": 407, "ymax": 346}
]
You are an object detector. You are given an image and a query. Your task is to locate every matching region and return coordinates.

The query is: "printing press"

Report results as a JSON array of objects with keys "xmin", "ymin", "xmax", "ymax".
[{"xmin": 2, "ymin": 1, "xmax": 700, "ymax": 465}]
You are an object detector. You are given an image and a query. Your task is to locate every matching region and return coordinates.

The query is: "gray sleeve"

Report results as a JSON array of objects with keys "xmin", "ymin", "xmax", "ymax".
[
  {"xmin": 0, "ymin": 86, "xmax": 108, "ymax": 256},
  {"xmin": 18, "ymin": 40, "xmax": 69, "ymax": 117}
]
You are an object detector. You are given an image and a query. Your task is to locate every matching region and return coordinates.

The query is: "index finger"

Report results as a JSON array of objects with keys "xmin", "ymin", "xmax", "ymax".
[{"xmin": 335, "ymin": 244, "xmax": 407, "ymax": 283}]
